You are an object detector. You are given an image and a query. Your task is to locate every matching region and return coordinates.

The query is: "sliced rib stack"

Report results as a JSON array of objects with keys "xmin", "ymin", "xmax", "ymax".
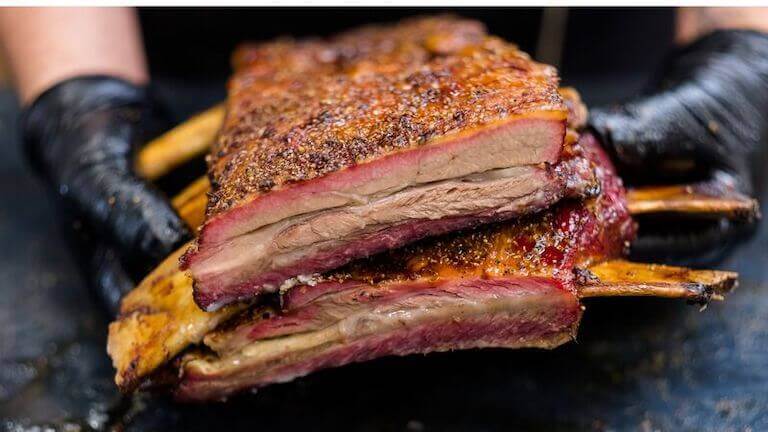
[
  {"xmin": 183, "ymin": 16, "xmax": 593, "ymax": 311},
  {"xmin": 176, "ymin": 133, "xmax": 636, "ymax": 401},
  {"xmin": 107, "ymin": 16, "xmax": 743, "ymax": 402}
]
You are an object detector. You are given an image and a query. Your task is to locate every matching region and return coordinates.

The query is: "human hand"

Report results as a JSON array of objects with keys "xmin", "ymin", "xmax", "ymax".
[
  {"xmin": 590, "ymin": 30, "xmax": 768, "ymax": 264},
  {"xmin": 23, "ymin": 76, "xmax": 191, "ymax": 312}
]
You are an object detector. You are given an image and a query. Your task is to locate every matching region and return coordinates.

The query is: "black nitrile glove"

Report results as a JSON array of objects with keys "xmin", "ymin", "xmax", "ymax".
[
  {"xmin": 23, "ymin": 76, "xmax": 191, "ymax": 313},
  {"xmin": 590, "ymin": 30, "xmax": 768, "ymax": 265}
]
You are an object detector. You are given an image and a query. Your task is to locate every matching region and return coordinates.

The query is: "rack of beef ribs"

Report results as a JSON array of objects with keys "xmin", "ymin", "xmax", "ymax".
[
  {"xmin": 107, "ymin": 16, "xmax": 753, "ymax": 402},
  {"xmin": 183, "ymin": 16, "xmax": 598, "ymax": 311}
]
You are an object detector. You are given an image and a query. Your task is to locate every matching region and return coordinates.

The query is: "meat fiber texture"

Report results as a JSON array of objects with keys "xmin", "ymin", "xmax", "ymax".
[
  {"xmin": 172, "ymin": 135, "xmax": 635, "ymax": 401},
  {"xmin": 185, "ymin": 16, "xmax": 579, "ymax": 311},
  {"xmin": 106, "ymin": 136, "xmax": 593, "ymax": 393}
]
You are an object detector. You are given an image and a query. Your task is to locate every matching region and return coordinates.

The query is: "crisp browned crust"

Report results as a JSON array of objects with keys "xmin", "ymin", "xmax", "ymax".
[
  {"xmin": 208, "ymin": 15, "xmax": 565, "ymax": 216},
  {"xmin": 107, "ymin": 246, "xmax": 247, "ymax": 391}
]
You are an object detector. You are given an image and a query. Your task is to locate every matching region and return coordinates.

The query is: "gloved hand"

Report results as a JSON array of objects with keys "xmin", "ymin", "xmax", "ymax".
[
  {"xmin": 23, "ymin": 76, "xmax": 191, "ymax": 313},
  {"xmin": 590, "ymin": 30, "xmax": 768, "ymax": 265}
]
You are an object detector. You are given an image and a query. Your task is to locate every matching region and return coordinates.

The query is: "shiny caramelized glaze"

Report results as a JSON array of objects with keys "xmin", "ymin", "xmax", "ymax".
[{"xmin": 208, "ymin": 16, "xmax": 566, "ymax": 216}]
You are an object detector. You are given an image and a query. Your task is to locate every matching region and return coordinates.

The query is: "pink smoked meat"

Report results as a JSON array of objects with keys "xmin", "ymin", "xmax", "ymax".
[
  {"xmin": 173, "ymin": 135, "xmax": 635, "ymax": 401},
  {"xmin": 184, "ymin": 16, "xmax": 580, "ymax": 311}
]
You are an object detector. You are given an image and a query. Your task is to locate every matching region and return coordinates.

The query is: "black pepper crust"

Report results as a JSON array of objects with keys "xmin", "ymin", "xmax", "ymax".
[{"xmin": 207, "ymin": 15, "xmax": 566, "ymax": 216}]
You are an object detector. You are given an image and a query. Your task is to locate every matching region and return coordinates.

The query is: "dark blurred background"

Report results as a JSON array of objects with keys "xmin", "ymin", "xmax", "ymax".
[
  {"xmin": 138, "ymin": 8, "xmax": 674, "ymax": 119},
  {"xmin": 3, "ymin": 8, "xmax": 768, "ymax": 432}
]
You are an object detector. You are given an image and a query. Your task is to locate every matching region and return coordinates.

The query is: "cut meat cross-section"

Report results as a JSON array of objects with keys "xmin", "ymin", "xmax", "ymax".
[
  {"xmin": 173, "ymin": 135, "xmax": 635, "ymax": 401},
  {"xmin": 185, "ymin": 16, "xmax": 582, "ymax": 310}
]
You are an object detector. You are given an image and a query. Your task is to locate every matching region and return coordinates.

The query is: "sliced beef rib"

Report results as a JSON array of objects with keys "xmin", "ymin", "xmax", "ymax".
[
  {"xmin": 174, "ymin": 135, "xmax": 635, "ymax": 401},
  {"xmin": 186, "ymin": 16, "xmax": 580, "ymax": 311}
]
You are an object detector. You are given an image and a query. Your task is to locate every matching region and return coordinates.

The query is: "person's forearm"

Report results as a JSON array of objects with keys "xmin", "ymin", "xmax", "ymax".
[
  {"xmin": 677, "ymin": 7, "xmax": 768, "ymax": 44},
  {"xmin": 0, "ymin": 7, "xmax": 147, "ymax": 105}
]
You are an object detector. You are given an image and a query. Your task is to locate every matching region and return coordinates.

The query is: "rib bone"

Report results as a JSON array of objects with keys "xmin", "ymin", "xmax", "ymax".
[{"xmin": 578, "ymin": 259, "xmax": 736, "ymax": 303}]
